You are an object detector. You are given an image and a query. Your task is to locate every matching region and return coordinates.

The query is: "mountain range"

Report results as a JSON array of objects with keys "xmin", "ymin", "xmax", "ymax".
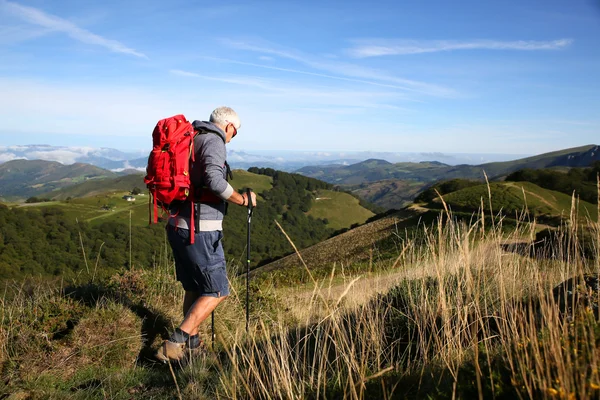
[
  {"xmin": 1, "ymin": 144, "xmax": 598, "ymax": 207},
  {"xmin": 0, "ymin": 144, "xmax": 529, "ymax": 173},
  {"xmin": 298, "ymin": 144, "xmax": 600, "ymax": 209}
]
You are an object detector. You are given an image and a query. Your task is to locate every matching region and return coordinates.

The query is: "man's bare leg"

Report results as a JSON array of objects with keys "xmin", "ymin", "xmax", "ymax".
[
  {"xmin": 179, "ymin": 295, "xmax": 227, "ymax": 336},
  {"xmin": 183, "ymin": 291, "xmax": 201, "ymax": 317}
]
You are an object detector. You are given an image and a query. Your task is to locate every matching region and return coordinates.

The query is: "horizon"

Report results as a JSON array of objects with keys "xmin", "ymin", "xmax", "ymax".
[
  {"xmin": 1, "ymin": 1, "xmax": 599, "ymax": 153},
  {"xmin": 5, "ymin": 142, "xmax": 600, "ymax": 168}
]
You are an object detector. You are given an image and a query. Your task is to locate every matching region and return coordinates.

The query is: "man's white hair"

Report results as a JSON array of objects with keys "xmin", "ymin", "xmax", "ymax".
[{"xmin": 209, "ymin": 106, "xmax": 241, "ymax": 129}]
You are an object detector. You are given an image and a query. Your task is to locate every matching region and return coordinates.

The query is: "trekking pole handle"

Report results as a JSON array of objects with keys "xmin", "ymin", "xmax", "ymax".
[{"xmin": 246, "ymin": 188, "xmax": 254, "ymax": 212}]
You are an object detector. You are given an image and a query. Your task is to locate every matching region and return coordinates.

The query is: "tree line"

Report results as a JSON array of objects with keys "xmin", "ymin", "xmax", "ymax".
[{"xmin": 505, "ymin": 162, "xmax": 600, "ymax": 204}]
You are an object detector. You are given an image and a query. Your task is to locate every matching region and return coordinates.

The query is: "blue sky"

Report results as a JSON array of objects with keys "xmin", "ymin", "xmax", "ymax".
[{"xmin": 0, "ymin": 0, "xmax": 599, "ymax": 154}]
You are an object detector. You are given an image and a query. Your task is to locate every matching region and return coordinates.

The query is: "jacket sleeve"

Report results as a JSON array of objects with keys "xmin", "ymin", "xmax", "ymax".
[{"xmin": 198, "ymin": 134, "xmax": 234, "ymax": 200}]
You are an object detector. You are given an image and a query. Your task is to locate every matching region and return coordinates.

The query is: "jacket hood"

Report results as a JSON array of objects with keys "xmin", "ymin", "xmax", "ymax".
[{"xmin": 192, "ymin": 120, "xmax": 226, "ymax": 142}]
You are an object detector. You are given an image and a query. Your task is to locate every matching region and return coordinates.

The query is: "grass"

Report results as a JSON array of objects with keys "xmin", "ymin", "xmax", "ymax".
[
  {"xmin": 1, "ymin": 183, "xmax": 599, "ymax": 398},
  {"xmin": 228, "ymin": 170, "xmax": 273, "ymax": 194},
  {"xmin": 15, "ymin": 169, "xmax": 273, "ymax": 228},
  {"xmin": 17, "ymin": 191, "xmax": 152, "ymax": 226},
  {"xmin": 439, "ymin": 181, "xmax": 598, "ymax": 222},
  {"xmin": 307, "ymin": 189, "xmax": 375, "ymax": 230}
]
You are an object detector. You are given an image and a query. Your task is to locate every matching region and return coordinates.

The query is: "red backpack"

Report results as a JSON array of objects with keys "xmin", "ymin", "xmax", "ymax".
[{"xmin": 144, "ymin": 114, "xmax": 199, "ymax": 243}]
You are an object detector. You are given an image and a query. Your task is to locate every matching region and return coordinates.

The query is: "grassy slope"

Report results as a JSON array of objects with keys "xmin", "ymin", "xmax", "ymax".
[
  {"xmin": 228, "ymin": 169, "xmax": 273, "ymax": 194},
  {"xmin": 307, "ymin": 190, "xmax": 375, "ymax": 230},
  {"xmin": 351, "ymin": 179, "xmax": 428, "ymax": 210},
  {"xmin": 22, "ymin": 169, "xmax": 272, "ymax": 228},
  {"xmin": 26, "ymin": 171, "xmax": 378, "ymax": 233},
  {"xmin": 47, "ymin": 174, "xmax": 145, "ymax": 200},
  {"xmin": 439, "ymin": 181, "xmax": 598, "ymax": 221},
  {"xmin": 253, "ymin": 208, "xmax": 424, "ymax": 279}
]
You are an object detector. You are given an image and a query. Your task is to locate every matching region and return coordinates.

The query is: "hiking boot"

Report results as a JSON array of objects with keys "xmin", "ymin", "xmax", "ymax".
[{"xmin": 155, "ymin": 340, "xmax": 186, "ymax": 363}]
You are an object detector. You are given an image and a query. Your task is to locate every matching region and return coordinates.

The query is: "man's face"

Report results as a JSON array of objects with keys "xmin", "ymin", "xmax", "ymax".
[{"xmin": 224, "ymin": 121, "xmax": 238, "ymax": 143}]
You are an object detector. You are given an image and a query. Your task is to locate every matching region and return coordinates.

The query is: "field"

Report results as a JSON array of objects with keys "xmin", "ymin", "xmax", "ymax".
[
  {"xmin": 228, "ymin": 169, "xmax": 273, "ymax": 194},
  {"xmin": 438, "ymin": 181, "xmax": 598, "ymax": 222},
  {"xmin": 307, "ymin": 189, "xmax": 375, "ymax": 230},
  {"xmin": 1, "ymin": 199, "xmax": 599, "ymax": 399},
  {"xmin": 17, "ymin": 170, "xmax": 273, "ymax": 228}
]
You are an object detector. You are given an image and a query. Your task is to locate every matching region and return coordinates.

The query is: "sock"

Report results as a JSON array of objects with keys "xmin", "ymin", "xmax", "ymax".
[
  {"xmin": 169, "ymin": 328, "xmax": 190, "ymax": 344},
  {"xmin": 188, "ymin": 334, "xmax": 201, "ymax": 349}
]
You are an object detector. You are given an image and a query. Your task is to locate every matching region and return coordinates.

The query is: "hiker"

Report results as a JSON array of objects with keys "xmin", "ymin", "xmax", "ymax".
[{"xmin": 155, "ymin": 106, "xmax": 257, "ymax": 363}]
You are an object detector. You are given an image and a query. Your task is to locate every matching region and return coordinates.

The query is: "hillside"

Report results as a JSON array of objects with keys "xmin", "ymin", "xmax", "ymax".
[
  {"xmin": 307, "ymin": 189, "xmax": 374, "ymax": 230},
  {"xmin": 47, "ymin": 173, "xmax": 146, "ymax": 199},
  {"xmin": 3, "ymin": 168, "xmax": 375, "ymax": 280},
  {"xmin": 298, "ymin": 159, "xmax": 449, "ymax": 185},
  {"xmin": 297, "ymin": 145, "xmax": 600, "ymax": 210},
  {"xmin": 351, "ymin": 179, "xmax": 429, "ymax": 210},
  {"xmin": 433, "ymin": 181, "xmax": 598, "ymax": 222},
  {"xmin": 0, "ymin": 159, "xmax": 116, "ymax": 200},
  {"xmin": 252, "ymin": 208, "xmax": 426, "ymax": 281}
]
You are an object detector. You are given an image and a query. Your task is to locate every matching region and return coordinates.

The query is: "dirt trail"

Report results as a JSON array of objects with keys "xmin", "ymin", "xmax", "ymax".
[{"xmin": 504, "ymin": 182, "xmax": 557, "ymax": 211}]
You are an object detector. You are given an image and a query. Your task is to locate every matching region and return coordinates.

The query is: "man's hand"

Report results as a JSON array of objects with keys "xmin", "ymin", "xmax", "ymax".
[
  {"xmin": 248, "ymin": 191, "xmax": 257, "ymax": 207},
  {"xmin": 232, "ymin": 190, "xmax": 257, "ymax": 207},
  {"xmin": 241, "ymin": 191, "xmax": 257, "ymax": 207}
]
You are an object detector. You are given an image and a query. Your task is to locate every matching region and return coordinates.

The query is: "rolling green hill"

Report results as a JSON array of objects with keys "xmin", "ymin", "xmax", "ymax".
[
  {"xmin": 297, "ymin": 145, "xmax": 599, "ymax": 185},
  {"xmin": 4, "ymin": 168, "xmax": 377, "ymax": 280},
  {"xmin": 435, "ymin": 181, "xmax": 598, "ymax": 222},
  {"xmin": 46, "ymin": 174, "xmax": 146, "ymax": 200},
  {"xmin": 351, "ymin": 179, "xmax": 429, "ymax": 210},
  {"xmin": 228, "ymin": 169, "xmax": 273, "ymax": 194},
  {"xmin": 0, "ymin": 159, "xmax": 117, "ymax": 200},
  {"xmin": 297, "ymin": 145, "xmax": 600, "ymax": 210},
  {"xmin": 307, "ymin": 189, "xmax": 374, "ymax": 230}
]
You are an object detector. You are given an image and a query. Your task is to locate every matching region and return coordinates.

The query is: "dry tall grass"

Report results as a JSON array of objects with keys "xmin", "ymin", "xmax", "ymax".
[
  {"xmin": 207, "ymin": 195, "xmax": 600, "ymax": 399},
  {"xmin": 0, "ymin": 187, "xmax": 598, "ymax": 399}
]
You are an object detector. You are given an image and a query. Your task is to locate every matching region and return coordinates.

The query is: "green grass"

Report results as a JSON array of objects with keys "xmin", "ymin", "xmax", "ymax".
[
  {"xmin": 17, "ymin": 191, "xmax": 152, "ymax": 226},
  {"xmin": 438, "ymin": 181, "xmax": 598, "ymax": 222},
  {"xmin": 228, "ymin": 169, "xmax": 273, "ymax": 194},
  {"xmin": 19, "ymin": 169, "xmax": 272, "ymax": 228},
  {"xmin": 45, "ymin": 174, "xmax": 145, "ymax": 200},
  {"xmin": 307, "ymin": 189, "xmax": 375, "ymax": 230}
]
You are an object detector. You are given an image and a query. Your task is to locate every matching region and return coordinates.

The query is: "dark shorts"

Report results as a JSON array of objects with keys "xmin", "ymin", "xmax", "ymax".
[{"xmin": 166, "ymin": 224, "xmax": 229, "ymax": 297}]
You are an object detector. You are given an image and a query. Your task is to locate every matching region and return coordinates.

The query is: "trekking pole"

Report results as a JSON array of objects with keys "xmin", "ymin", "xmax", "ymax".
[
  {"xmin": 246, "ymin": 188, "xmax": 254, "ymax": 333},
  {"xmin": 211, "ymin": 311, "xmax": 215, "ymax": 351}
]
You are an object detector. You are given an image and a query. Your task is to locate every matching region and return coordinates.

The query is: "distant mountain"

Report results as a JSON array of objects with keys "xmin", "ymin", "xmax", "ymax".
[
  {"xmin": 0, "ymin": 159, "xmax": 117, "ymax": 200},
  {"xmin": 298, "ymin": 145, "xmax": 599, "ymax": 185},
  {"xmin": 298, "ymin": 145, "xmax": 600, "ymax": 210},
  {"xmin": 352, "ymin": 179, "xmax": 429, "ymax": 210},
  {"xmin": 0, "ymin": 144, "xmax": 531, "ymax": 173},
  {"xmin": 0, "ymin": 145, "xmax": 147, "ymax": 170}
]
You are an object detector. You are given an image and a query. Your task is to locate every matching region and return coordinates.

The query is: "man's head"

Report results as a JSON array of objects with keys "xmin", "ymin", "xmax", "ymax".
[{"xmin": 209, "ymin": 106, "xmax": 241, "ymax": 143}]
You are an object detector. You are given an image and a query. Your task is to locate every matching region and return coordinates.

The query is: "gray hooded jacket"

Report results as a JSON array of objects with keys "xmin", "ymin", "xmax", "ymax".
[{"xmin": 168, "ymin": 120, "xmax": 234, "ymax": 231}]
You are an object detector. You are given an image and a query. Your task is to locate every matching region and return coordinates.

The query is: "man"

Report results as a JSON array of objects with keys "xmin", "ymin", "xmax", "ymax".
[{"xmin": 155, "ymin": 106, "xmax": 256, "ymax": 363}]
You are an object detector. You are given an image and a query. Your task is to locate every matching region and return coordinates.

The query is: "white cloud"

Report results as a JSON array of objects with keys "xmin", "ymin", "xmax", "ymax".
[
  {"xmin": 0, "ymin": 152, "xmax": 20, "ymax": 162},
  {"xmin": 0, "ymin": 0, "xmax": 147, "ymax": 58},
  {"xmin": 110, "ymin": 160, "xmax": 145, "ymax": 172},
  {"xmin": 25, "ymin": 150, "xmax": 83, "ymax": 164},
  {"xmin": 347, "ymin": 39, "xmax": 573, "ymax": 57}
]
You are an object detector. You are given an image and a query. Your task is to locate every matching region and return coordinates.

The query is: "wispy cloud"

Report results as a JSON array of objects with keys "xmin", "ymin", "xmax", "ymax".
[
  {"xmin": 0, "ymin": 0, "xmax": 147, "ymax": 58},
  {"xmin": 169, "ymin": 68, "xmax": 414, "ymax": 114},
  {"xmin": 170, "ymin": 69, "xmax": 280, "ymax": 91},
  {"xmin": 219, "ymin": 39, "xmax": 457, "ymax": 97},
  {"xmin": 347, "ymin": 39, "xmax": 573, "ymax": 57},
  {"xmin": 170, "ymin": 69, "xmax": 201, "ymax": 78}
]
